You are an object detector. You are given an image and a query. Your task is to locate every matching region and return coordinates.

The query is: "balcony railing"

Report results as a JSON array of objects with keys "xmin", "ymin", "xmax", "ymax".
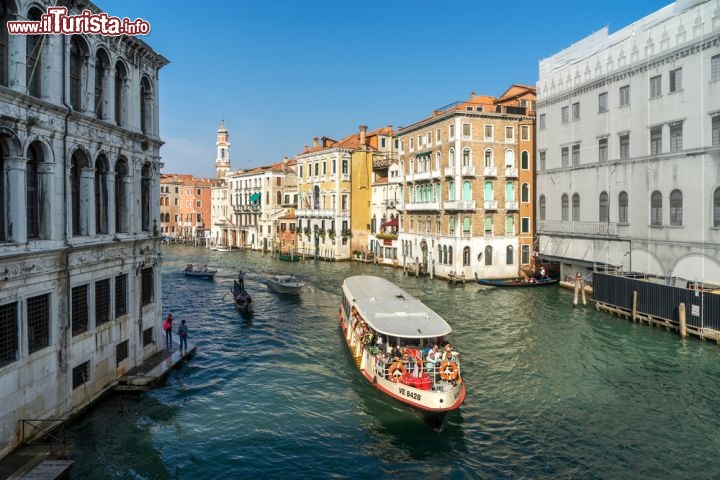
[
  {"xmin": 431, "ymin": 169, "xmax": 441, "ymax": 178},
  {"xmin": 405, "ymin": 202, "xmax": 440, "ymax": 211},
  {"xmin": 296, "ymin": 208, "xmax": 336, "ymax": 218},
  {"xmin": 461, "ymin": 165, "xmax": 476, "ymax": 176},
  {"xmin": 505, "ymin": 201, "xmax": 519, "ymax": 210},
  {"xmin": 483, "ymin": 200, "xmax": 498, "ymax": 210},
  {"xmin": 443, "ymin": 200, "xmax": 476, "ymax": 211},
  {"xmin": 444, "ymin": 167, "xmax": 455, "ymax": 177},
  {"xmin": 414, "ymin": 170, "xmax": 431, "ymax": 181},
  {"xmin": 537, "ymin": 220, "xmax": 618, "ymax": 236},
  {"xmin": 505, "ymin": 167, "xmax": 519, "ymax": 178},
  {"xmin": 483, "ymin": 166, "xmax": 497, "ymax": 177}
]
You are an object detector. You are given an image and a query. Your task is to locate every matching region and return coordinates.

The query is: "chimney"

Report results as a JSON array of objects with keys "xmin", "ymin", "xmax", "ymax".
[
  {"xmin": 313, "ymin": 137, "xmax": 319, "ymax": 148},
  {"xmin": 304, "ymin": 145, "xmax": 309, "ymax": 153},
  {"xmin": 359, "ymin": 125, "xmax": 367, "ymax": 149},
  {"xmin": 470, "ymin": 91, "xmax": 476, "ymax": 98}
]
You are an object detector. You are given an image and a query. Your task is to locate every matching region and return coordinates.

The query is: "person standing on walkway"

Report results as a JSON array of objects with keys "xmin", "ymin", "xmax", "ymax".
[
  {"xmin": 178, "ymin": 319, "xmax": 188, "ymax": 351},
  {"xmin": 163, "ymin": 314, "xmax": 174, "ymax": 350}
]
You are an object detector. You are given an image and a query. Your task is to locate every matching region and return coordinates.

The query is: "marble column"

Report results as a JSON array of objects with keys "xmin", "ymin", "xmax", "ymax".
[
  {"xmin": 80, "ymin": 167, "xmax": 95, "ymax": 236},
  {"xmin": 6, "ymin": 156, "xmax": 27, "ymax": 243},
  {"xmin": 106, "ymin": 172, "xmax": 116, "ymax": 236},
  {"xmin": 37, "ymin": 162, "xmax": 55, "ymax": 240}
]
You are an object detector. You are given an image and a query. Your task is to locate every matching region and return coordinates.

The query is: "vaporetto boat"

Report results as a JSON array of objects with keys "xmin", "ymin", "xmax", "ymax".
[{"xmin": 340, "ymin": 275, "xmax": 466, "ymax": 426}]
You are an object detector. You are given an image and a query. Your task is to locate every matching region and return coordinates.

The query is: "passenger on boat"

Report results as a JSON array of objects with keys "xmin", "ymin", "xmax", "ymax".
[
  {"xmin": 375, "ymin": 335, "xmax": 383, "ymax": 350},
  {"xmin": 185, "ymin": 264, "xmax": 193, "ymax": 271},
  {"xmin": 390, "ymin": 345, "xmax": 402, "ymax": 360},
  {"xmin": 203, "ymin": 265, "xmax": 208, "ymax": 272}
]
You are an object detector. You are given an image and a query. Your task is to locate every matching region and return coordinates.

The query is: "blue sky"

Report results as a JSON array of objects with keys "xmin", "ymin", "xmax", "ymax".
[{"xmin": 94, "ymin": 0, "xmax": 672, "ymax": 178}]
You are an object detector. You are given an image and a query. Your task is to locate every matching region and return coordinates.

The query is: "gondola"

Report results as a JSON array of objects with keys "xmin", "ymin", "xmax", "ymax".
[
  {"xmin": 233, "ymin": 280, "xmax": 253, "ymax": 313},
  {"xmin": 474, "ymin": 273, "xmax": 559, "ymax": 287}
]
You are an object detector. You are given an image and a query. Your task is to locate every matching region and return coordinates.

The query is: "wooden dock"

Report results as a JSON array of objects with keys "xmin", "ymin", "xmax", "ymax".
[
  {"xmin": 20, "ymin": 460, "xmax": 73, "ymax": 480},
  {"xmin": 117, "ymin": 335, "xmax": 196, "ymax": 391}
]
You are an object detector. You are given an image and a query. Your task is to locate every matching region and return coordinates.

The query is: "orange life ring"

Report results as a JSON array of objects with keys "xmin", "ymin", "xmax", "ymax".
[
  {"xmin": 439, "ymin": 361, "xmax": 459, "ymax": 381},
  {"xmin": 387, "ymin": 361, "xmax": 406, "ymax": 382}
]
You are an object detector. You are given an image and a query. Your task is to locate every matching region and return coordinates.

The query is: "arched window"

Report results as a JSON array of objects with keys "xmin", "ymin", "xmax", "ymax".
[
  {"xmin": 599, "ymin": 191, "xmax": 609, "ymax": 222},
  {"xmin": 95, "ymin": 49, "xmax": 110, "ymax": 119},
  {"xmin": 651, "ymin": 190, "xmax": 662, "ymax": 226},
  {"xmin": 484, "ymin": 216, "xmax": 493, "ymax": 235},
  {"xmin": 95, "ymin": 155, "xmax": 109, "ymax": 234},
  {"xmin": 435, "ymin": 152, "xmax": 441, "ymax": 170},
  {"xmin": 448, "ymin": 148, "xmax": 455, "ymax": 166},
  {"xmin": 69, "ymin": 36, "xmax": 86, "ymax": 111},
  {"xmin": 484, "ymin": 181, "xmax": 493, "ymax": 201},
  {"xmin": 115, "ymin": 158, "xmax": 129, "ymax": 233},
  {"xmin": 484, "ymin": 148, "xmax": 493, "ymax": 168},
  {"xmin": 442, "ymin": 245, "xmax": 447, "ymax": 264},
  {"xmin": 521, "ymin": 151, "xmax": 529, "ymax": 170},
  {"xmin": 669, "ymin": 189, "xmax": 683, "ymax": 226},
  {"xmin": 572, "ymin": 193, "xmax": 580, "ymax": 221},
  {"xmin": 506, "ymin": 216, "xmax": 514, "ymax": 235},
  {"xmin": 561, "ymin": 194, "xmax": 569, "ymax": 221},
  {"xmin": 115, "ymin": 61, "xmax": 127, "ymax": 126},
  {"xmin": 449, "ymin": 216, "xmax": 456, "ymax": 234},
  {"xmin": 485, "ymin": 245, "xmax": 493, "ymax": 265},
  {"xmin": 448, "ymin": 246, "xmax": 453, "ymax": 265},
  {"xmin": 0, "ymin": 0, "xmax": 10, "ymax": 87},
  {"xmin": 504, "ymin": 149, "xmax": 515, "ymax": 168},
  {"xmin": 618, "ymin": 191, "xmax": 628, "ymax": 224},
  {"xmin": 26, "ymin": 8, "xmax": 43, "ymax": 97},
  {"xmin": 462, "ymin": 181, "xmax": 472, "ymax": 201},
  {"xmin": 714, "ymin": 187, "xmax": 720, "ymax": 227},
  {"xmin": 26, "ymin": 143, "xmax": 42, "ymax": 238},
  {"xmin": 521, "ymin": 183, "xmax": 530, "ymax": 203},
  {"xmin": 277, "ymin": 191, "xmax": 282, "ymax": 205},
  {"xmin": 141, "ymin": 164, "xmax": 151, "ymax": 231},
  {"xmin": 140, "ymin": 76, "xmax": 152, "ymax": 134},
  {"xmin": 448, "ymin": 181, "xmax": 455, "ymax": 200},
  {"xmin": 462, "ymin": 148, "xmax": 471, "ymax": 167},
  {"xmin": 539, "ymin": 195, "xmax": 546, "ymax": 221},
  {"xmin": 71, "ymin": 150, "xmax": 88, "ymax": 235},
  {"xmin": 505, "ymin": 182, "xmax": 514, "ymax": 202},
  {"xmin": 438, "ymin": 245, "xmax": 442, "ymax": 264},
  {"xmin": 462, "ymin": 216, "xmax": 471, "ymax": 234},
  {"xmin": 463, "ymin": 246, "xmax": 471, "ymax": 266},
  {"xmin": 506, "ymin": 245, "xmax": 514, "ymax": 265}
]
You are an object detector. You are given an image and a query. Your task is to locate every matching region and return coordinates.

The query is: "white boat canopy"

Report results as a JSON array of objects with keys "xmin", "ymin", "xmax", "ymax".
[{"xmin": 343, "ymin": 276, "xmax": 452, "ymax": 339}]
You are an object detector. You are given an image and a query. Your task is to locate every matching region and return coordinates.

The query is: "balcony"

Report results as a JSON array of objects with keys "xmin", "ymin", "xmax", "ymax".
[
  {"xmin": 443, "ymin": 200, "xmax": 476, "ymax": 211},
  {"xmin": 537, "ymin": 220, "xmax": 618, "ymax": 237},
  {"xmin": 483, "ymin": 200, "xmax": 498, "ymax": 210},
  {"xmin": 414, "ymin": 170, "xmax": 431, "ymax": 181},
  {"xmin": 444, "ymin": 167, "xmax": 455, "ymax": 177},
  {"xmin": 461, "ymin": 165, "xmax": 476, "ymax": 177},
  {"xmin": 405, "ymin": 172, "xmax": 414, "ymax": 182},
  {"xmin": 341, "ymin": 173, "xmax": 351, "ymax": 182},
  {"xmin": 431, "ymin": 169, "xmax": 441, "ymax": 179},
  {"xmin": 405, "ymin": 202, "xmax": 440, "ymax": 211},
  {"xmin": 505, "ymin": 201, "xmax": 519, "ymax": 211},
  {"xmin": 296, "ymin": 208, "xmax": 336, "ymax": 218},
  {"xmin": 505, "ymin": 167, "xmax": 519, "ymax": 178},
  {"xmin": 483, "ymin": 166, "xmax": 497, "ymax": 177}
]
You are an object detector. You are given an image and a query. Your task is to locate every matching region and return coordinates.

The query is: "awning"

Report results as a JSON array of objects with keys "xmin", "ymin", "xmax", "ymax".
[
  {"xmin": 249, "ymin": 192, "xmax": 261, "ymax": 202},
  {"xmin": 381, "ymin": 218, "xmax": 398, "ymax": 228}
]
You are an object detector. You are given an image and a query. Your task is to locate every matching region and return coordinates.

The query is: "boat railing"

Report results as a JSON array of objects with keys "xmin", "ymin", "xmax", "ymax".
[{"xmin": 364, "ymin": 345, "xmax": 461, "ymax": 392}]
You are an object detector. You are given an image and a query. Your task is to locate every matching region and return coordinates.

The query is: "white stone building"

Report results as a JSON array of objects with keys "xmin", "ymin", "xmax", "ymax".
[
  {"xmin": 369, "ymin": 152, "xmax": 402, "ymax": 265},
  {"xmin": 0, "ymin": 0, "xmax": 167, "ymax": 458},
  {"xmin": 536, "ymin": 0, "xmax": 720, "ymax": 284}
]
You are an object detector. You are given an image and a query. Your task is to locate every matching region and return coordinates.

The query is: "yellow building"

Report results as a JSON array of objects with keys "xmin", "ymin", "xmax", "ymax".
[{"xmin": 295, "ymin": 125, "xmax": 393, "ymax": 259}]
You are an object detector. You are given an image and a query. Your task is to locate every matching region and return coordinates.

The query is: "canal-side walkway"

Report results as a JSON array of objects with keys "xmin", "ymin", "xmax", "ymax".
[{"xmin": 0, "ymin": 336, "xmax": 195, "ymax": 479}]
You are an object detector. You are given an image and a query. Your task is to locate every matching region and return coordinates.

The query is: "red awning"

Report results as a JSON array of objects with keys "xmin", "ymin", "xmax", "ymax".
[{"xmin": 380, "ymin": 218, "xmax": 398, "ymax": 228}]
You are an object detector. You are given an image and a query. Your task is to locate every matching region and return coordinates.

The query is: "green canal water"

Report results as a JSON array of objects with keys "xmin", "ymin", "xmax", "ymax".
[{"xmin": 64, "ymin": 245, "xmax": 720, "ymax": 479}]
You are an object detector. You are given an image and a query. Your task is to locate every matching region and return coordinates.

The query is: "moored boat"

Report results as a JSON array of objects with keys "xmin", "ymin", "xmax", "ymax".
[
  {"xmin": 233, "ymin": 280, "xmax": 252, "ymax": 313},
  {"xmin": 278, "ymin": 253, "xmax": 301, "ymax": 262},
  {"xmin": 183, "ymin": 264, "xmax": 217, "ymax": 279},
  {"xmin": 474, "ymin": 273, "xmax": 559, "ymax": 287},
  {"xmin": 266, "ymin": 274, "xmax": 304, "ymax": 295},
  {"xmin": 339, "ymin": 275, "xmax": 466, "ymax": 426}
]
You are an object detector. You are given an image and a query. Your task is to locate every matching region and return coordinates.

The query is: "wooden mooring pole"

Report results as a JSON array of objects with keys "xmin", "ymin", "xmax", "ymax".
[
  {"xmin": 679, "ymin": 302, "xmax": 687, "ymax": 339},
  {"xmin": 573, "ymin": 273, "xmax": 587, "ymax": 307},
  {"xmin": 632, "ymin": 290, "xmax": 638, "ymax": 322}
]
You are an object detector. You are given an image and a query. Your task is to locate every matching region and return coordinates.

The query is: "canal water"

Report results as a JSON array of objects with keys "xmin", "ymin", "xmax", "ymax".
[{"xmin": 64, "ymin": 245, "xmax": 720, "ymax": 479}]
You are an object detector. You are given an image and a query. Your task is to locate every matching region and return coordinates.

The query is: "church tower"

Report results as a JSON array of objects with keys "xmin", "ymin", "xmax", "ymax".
[{"xmin": 215, "ymin": 120, "xmax": 231, "ymax": 178}]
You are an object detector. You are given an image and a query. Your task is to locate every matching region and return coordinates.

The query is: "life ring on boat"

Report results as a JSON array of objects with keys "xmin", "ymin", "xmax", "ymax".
[
  {"xmin": 387, "ymin": 361, "xmax": 406, "ymax": 382},
  {"xmin": 439, "ymin": 361, "xmax": 459, "ymax": 381}
]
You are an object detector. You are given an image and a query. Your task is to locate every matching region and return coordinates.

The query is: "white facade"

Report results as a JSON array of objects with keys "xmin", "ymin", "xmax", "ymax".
[
  {"xmin": 369, "ymin": 157, "xmax": 401, "ymax": 265},
  {"xmin": 536, "ymin": 0, "xmax": 720, "ymax": 284},
  {"xmin": 0, "ymin": 0, "xmax": 167, "ymax": 458}
]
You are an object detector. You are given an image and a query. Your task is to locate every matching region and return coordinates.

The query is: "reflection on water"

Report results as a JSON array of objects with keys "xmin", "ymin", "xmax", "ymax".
[{"xmin": 65, "ymin": 245, "xmax": 720, "ymax": 479}]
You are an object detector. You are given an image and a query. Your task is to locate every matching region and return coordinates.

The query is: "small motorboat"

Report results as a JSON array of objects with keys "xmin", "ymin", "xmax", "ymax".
[
  {"xmin": 266, "ymin": 274, "xmax": 304, "ymax": 295},
  {"xmin": 474, "ymin": 273, "xmax": 559, "ymax": 287},
  {"xmin": 183, "ymin": 264, "xmax": 217, "ymax": 279},
  {"xmin": 233, "ymin": 280, "xmax": 252, "ymax": 313}
]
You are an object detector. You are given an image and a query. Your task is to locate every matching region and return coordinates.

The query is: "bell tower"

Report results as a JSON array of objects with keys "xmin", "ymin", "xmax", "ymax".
[{"xmin": 215, "ymin": 120, "xmax": 231, "ymax": 178}]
